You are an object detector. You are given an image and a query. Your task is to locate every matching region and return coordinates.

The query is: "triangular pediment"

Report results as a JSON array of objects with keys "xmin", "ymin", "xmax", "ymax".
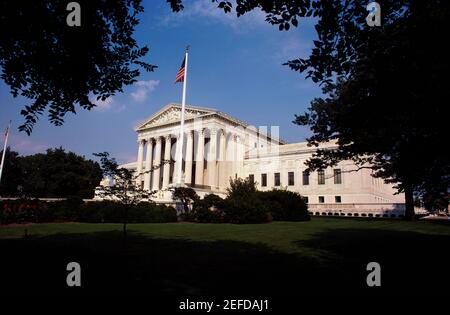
[{"xmin": 136, "ymin": 103, "xmax": 216, "ymax": 130}]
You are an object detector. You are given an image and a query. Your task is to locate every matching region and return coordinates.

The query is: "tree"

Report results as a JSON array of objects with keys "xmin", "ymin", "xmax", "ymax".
[
  {"xmin": 168, "ymin": 0, "xmax": 450, "ymax": 220},
  {"xmin": 287, "ymin": 0, "xmax": 450, "ymax": 219},
  {"xmin": 171, "ymin": 186, "xmax": 199, "ymax": 212},
  {"xmin": 94, "ymin": 152, "xmax": 170, "ymax": 237},
  {"xmin": 94, "ymin": 152, "xmax": 147, "ymax": 238},
  {"xmin": 20, "ymin": 148, "xmax": 103, "ymax": 198},
  {"xmin": 0, "ymin": 147, "xmax": 102, "ymax": 198},
  {"xmin": 226, "ymin": 177, "xmax": 257, "ymax": 200},
  {"xmin": 0, "ymin": 148, "xmax": 23, "ymax": 197},
  {"xmin": 224, "ymin": 178, "xmax": 269, "ymax": 224},
  {"xmin": 0, "ymin": 0, "xmax": 156, "ymax": 134}
]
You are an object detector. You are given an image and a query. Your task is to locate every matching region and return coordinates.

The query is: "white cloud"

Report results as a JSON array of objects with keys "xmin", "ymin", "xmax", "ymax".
[
  {"xmin": 90, "ymin": 96, "xmax": 126, "ymax": 113},
  {"xmin": 91, "ymin": 96, "xmax": 114, "ymax": 111},
  {"xmin": 273, "ymin": 35, "xmax": 313, "ymax": 63},
  {"xmin": 131, "ymin": 80, "xmax": 160, "ymax": 103}
]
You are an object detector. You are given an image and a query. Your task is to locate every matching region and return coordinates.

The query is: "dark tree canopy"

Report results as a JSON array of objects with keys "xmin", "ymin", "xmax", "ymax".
[
  {"xmin": 0, "ymin": 148, "xmax": 23, "ymax": 197},
  {"xmin": 0, "ymin": 0, "xmax": 155, "ymax": 134},
  {"xmin": 289, "ymin": 0, "xmax": 450, "ymax": 218},
  {"xmin": 0, "ymin": 147, "xmax": 103, "ymax": 198}
]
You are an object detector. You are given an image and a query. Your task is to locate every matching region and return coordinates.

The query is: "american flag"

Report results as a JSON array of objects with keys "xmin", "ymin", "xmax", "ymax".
[{"xmin": 174, "ymin": 57, "xmax": 186, "ymax": 83}]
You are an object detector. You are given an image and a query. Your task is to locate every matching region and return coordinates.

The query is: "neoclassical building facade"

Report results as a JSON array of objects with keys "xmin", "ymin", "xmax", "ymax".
[{"xmin": 116, "ymin": 103, "xmax": 406, "ymax": 217}]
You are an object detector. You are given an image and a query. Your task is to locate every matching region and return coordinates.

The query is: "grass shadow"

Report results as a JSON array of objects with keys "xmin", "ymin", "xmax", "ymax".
[
  {"xmin": 294, "ymin": 228, "xmax": 450, "ymax": 295},
  {"xmin": 0, "ymin": 230, "xmax": 320, "ymax": 296}
]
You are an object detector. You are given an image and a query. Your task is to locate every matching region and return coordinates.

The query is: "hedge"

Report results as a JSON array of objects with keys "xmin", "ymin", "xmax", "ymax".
[{"xmin": 0, "ymin": 198, "xmax": 177, "ymax": 224}]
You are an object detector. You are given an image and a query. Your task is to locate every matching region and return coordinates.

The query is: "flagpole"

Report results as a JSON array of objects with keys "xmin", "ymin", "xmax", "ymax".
[
  {"xmin": 0, "ymin": 120, "xmax": 11, "ymax": 185},
  {"xmin": 176, "ymin": 46, "xmax": 189, "ymax": 186}
]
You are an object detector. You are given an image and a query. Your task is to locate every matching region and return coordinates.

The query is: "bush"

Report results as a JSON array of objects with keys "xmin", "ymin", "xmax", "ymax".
[
  {"xmin": 219, "ymin": 178, "xmax": 270, "ymax": 224},
  {"xmin": 223, "ymin": 196, "xmax": 270, "ymax": 224},
  {"xmin": 1, "ymin": 198, "xmax": 41, "ymax": 224},
  {"xmin": 78, "ymin": 201, "xmax": 178, "ymax": 223},
  {"xmin": 258, "ymin": 190, "xmax": 310, "ymax": 221},
  {"xmin": 77, "ymin": 200, "xmax": 124, "ymax": 223},
  {"xmin": 1, "ymin": 198, "xmax": 178, "ymax": 224},
  {"xmin": 130, "ymin": 202, "xmax": 178, "ymax": 223},
  {"xmin": 44, "ymin": 196, "xmax": 84, "ymax": 222},
  {"xmin": 190, "ymin": 194, "xmax": 225, "ymax": 223},
  {"xmin": 226, "ymin": 177, "xmax": 257, "ymax": 200}
]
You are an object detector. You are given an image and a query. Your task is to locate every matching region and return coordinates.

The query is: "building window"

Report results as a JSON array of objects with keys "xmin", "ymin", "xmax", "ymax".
[
  {"xmin": 335, "ymin": 196, "xmax": 342, "ymax": 203},
  {"xmin": 318, "ymin": 170, "xmax": 325, "ymax": 185},
  {"xmin": 302, "ymin": 171, "xmax": 309, "ymax": 185},
  {"xmin": 288, "ymin": 172, "xmax": 295, "ymax": 186},
  {"xmin": 248, "ymin": 174, "xmax": 254, "ymax": 184},
  {"xmin": 318, "ymin": 196, "xmax": 325, "ymax": 203},
  {"xmin": 303, "ymin": 196, "xmax": 309, "ymax": 204},
  {"xmin": 334, "ymin": 169, "xmax": 342, "ymax": 184},
  {"xmin": 261, "ymin": 174, "xmax": 267, "ymax": 187},
  {"xmin": 274, "ymin": 172, "xmax": 281, "ymax": 186}
]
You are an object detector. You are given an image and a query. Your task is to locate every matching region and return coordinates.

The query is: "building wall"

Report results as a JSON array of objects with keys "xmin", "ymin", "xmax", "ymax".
[{"xmin": 242, "ymin": 142, "xmax": 405, "ymax": 206}]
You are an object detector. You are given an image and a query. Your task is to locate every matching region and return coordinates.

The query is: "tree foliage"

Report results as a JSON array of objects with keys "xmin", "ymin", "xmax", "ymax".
[
  {"xmin": 0, "ymin": 0, "xmax": 156, "ymax": 134},
  {"xmin": 289, "ymin": 0, "xmax": 450, "ymax": 218},
  {"xmin": 0, "ymin": 147, "xmax": 102, "ymax": 198},
  {"xmin": 171, "ymin": 186, "xmax": 199, "ymax": 212},
  {"xmin": 93, "ymin": 152, "xmax": 148, "ymax": 207}
]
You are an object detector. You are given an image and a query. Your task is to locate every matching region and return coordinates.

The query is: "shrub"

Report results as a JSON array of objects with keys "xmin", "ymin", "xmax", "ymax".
[
  {"xmin": 78, "ymin": 201, "xmax": 177, "ymax": 223},
  {"xmin": 190, "ymin": 194, "xmax": 225, "ymax": 223},
  {"xmin": 1, "ymin": 198, "xmax": 41, "ymax": 224},
  {"xmin": 223, "ymin": 196, "xmax": 270, "ymax": 224},
  {"xmin": 257, "ymin": 190, "xmax": 310, "ymax": 221},
  {"xmin": 44, "ymin": 196, "xmax": 84, "ymax": 222},
  {"xmin": 130, "ymin": 202, "xmax": 178, "ymax": 223},
  {"xmin": 0, "ymin": 199, "xmax": 177, "ymax": 224},
  {"xmin": 226, "ymin": 177, "xmax": 257, "ymax": 200},
  {"xmin": 220, "ymin": 178, "xmax": 270, "ymax": 224}
]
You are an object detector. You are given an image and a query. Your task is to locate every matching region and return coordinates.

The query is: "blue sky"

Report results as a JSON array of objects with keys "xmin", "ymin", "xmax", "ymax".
[{"xmin": 0, "ymin": 0, "xmax": 321, "ymax": 163}]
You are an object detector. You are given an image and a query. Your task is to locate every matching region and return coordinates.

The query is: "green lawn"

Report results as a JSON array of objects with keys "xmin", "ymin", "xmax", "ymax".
[{"xmin": 1, "ymin": 218, "xmax": 449, "ymax": 296}]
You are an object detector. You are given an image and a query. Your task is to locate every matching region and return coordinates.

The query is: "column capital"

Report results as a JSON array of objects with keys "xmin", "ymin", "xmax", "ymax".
[
  {"xmin": 155, "ymin": 136, "xmax": 163, "ymax": 143},
  {"xmin": 196, "ymin": 128, "xmax": 205, "ymax": 136},
  {"xmin": 137, "ymin": 138, "xmax": 146, "ymax": 145},
  {"xmin": 209, "ymin": 128, "xmax": 218, "ymax": 136},
  {"xmin": 164, "ymin": 134, "xmax": 172, "ymax": 141}
]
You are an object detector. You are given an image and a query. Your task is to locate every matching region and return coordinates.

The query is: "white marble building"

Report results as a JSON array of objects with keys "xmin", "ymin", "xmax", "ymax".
[{"xmin": 117, "ymin": 103, "xmax": 406, "ymax": 217}]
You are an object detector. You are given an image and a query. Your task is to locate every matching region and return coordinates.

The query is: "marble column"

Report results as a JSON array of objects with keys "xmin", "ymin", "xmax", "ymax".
[
  {"xmin": 144, "ymin": 138, "xmax": 153, "ymax": 191},
  {"xmin": 236, "ymin": 134, "xmax": 244, "ymax": 179},
  {"xmin": 218, "ymin": 130, "xmax": 227, "ymax": 188},
  {"xmin": 232, "ymin": 134, "xmax": 238, "ymax": 180},
  {"xmin": 162, "ymin": 135, "xmax": 172, "ymax": 189},
  {"xmin": 195, "ymin": 129, "xmax": 205, "ymax": 186},
  {"xmin": 184, "ymin": 130, "xmax": 194, "ymax": 185},
  {"xmin": 152, "ymin": 137, "xmax": 162, "ymax": 191},
  {"xmin": 173, "ymin": 134, "xmax": 181, "ymax": 186},
  {"xmin": 207, "ymin": 128, "xmax": 217, "ymax": 189},
  {"xmin": 136, "ymin": 139, "xmax": 145, "ymax": 187}
]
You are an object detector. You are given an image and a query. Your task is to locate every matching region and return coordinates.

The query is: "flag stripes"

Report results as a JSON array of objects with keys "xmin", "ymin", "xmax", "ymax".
[{"xmin": 175, "ymin": 57, "xmax": 186, "ymax": 83}]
